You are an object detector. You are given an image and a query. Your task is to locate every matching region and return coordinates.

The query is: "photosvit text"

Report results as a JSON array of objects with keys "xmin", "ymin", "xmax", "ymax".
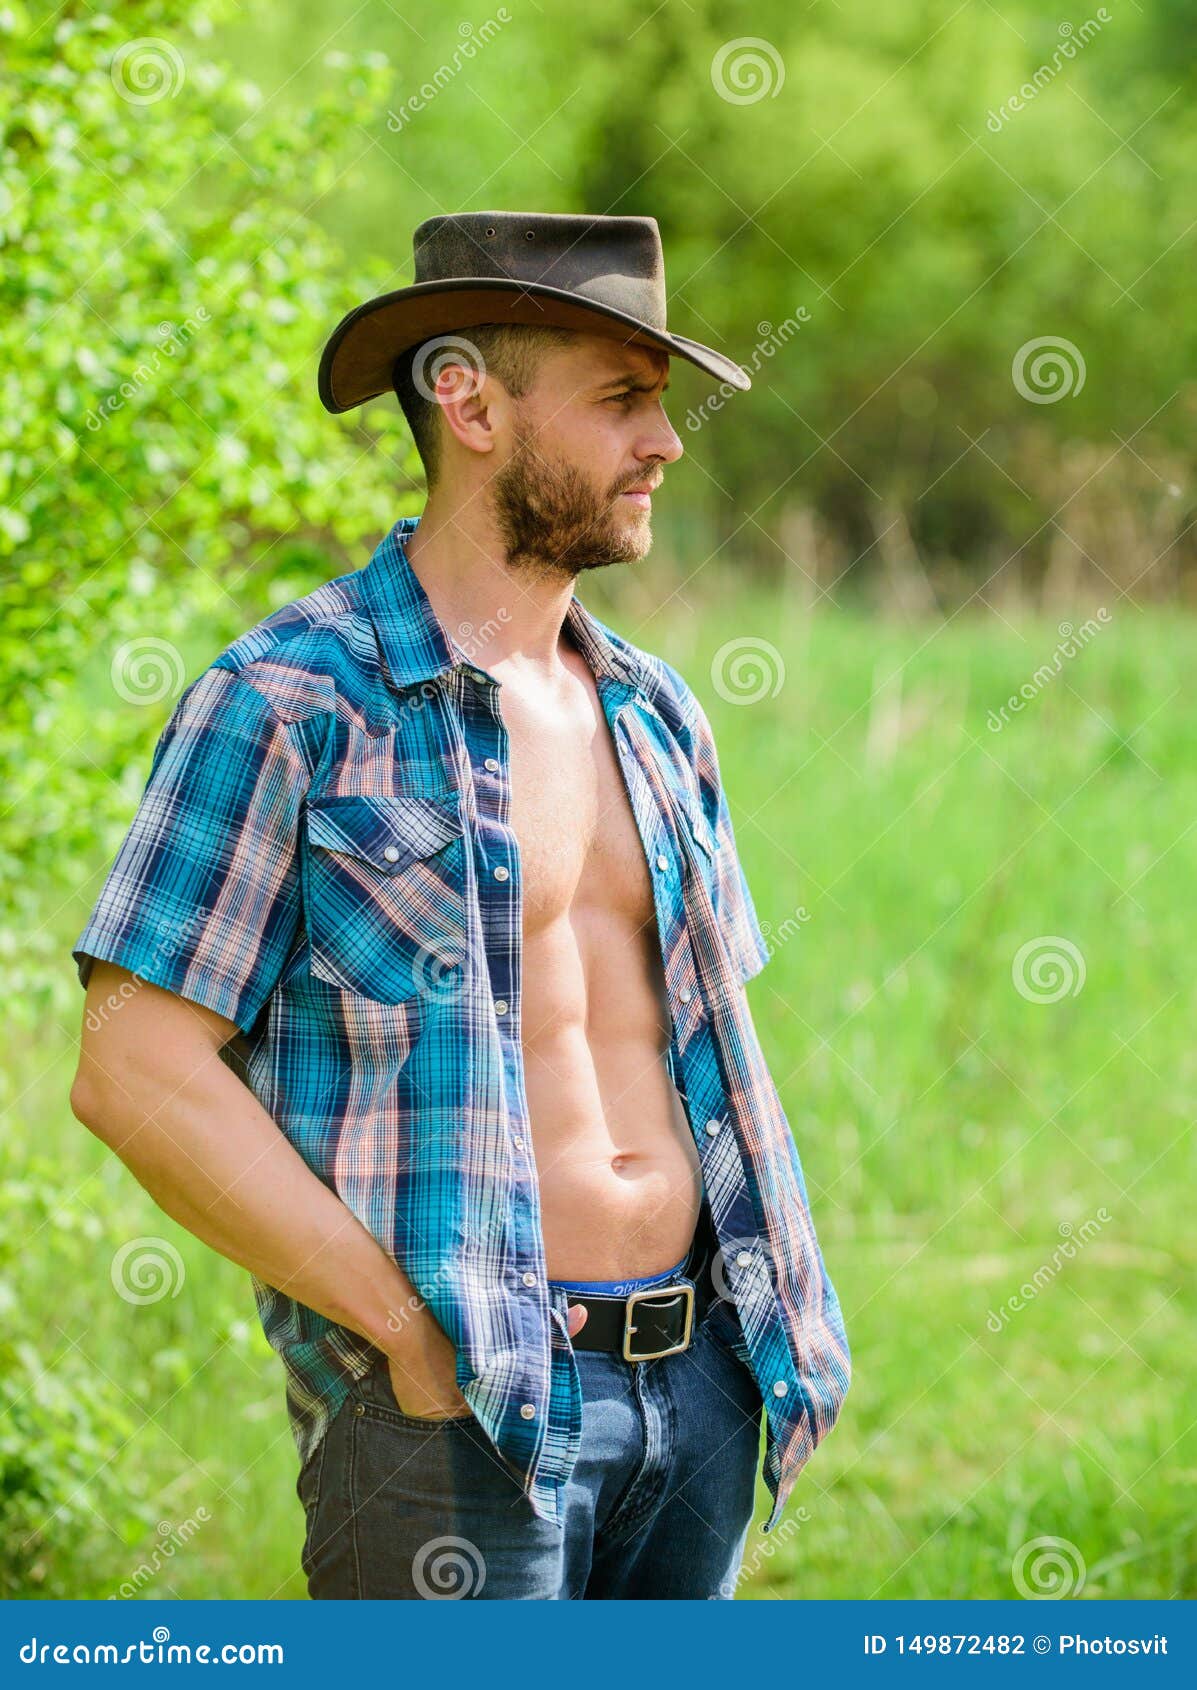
[{"xmin": 862, "ymin": 1633, "xmax": 1169, "ymax": 1656}]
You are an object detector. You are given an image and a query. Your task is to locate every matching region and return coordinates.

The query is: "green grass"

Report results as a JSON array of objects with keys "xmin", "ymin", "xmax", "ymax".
[{"xmin": 16, "ymin": 595, "xmax": 1196, "ymax": 1598}]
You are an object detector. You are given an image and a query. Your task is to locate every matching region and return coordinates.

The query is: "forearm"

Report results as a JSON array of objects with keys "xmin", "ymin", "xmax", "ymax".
[{"xmin": 74, "ymin": 1035, "xmax": 418, "ymax": 1357}]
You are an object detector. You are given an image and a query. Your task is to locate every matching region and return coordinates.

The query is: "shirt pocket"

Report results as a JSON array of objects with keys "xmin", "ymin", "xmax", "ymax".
[{"xmin": 302, "ymin": 792, "xmax": 469, "ymax": 1004}]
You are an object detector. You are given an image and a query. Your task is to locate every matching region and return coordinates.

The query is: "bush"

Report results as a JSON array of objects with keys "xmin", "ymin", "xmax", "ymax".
[
  {"xmin": 0, "ymin": 0, "xmax": 419, "ymax": 1031},
  {"xmin": 0, "ymin": 1169, "xmax": 160, "ymax": 1597},
  {"xmin": 1, "ymin": 0, "xmax": 419, "ymax": 1597}
]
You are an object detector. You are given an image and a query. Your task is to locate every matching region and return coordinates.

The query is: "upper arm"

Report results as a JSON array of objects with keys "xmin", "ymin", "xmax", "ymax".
[
  {"xmin": 71, "ymin": 665, "xmax": 311, "ymax": 1041},
  {"xmin": 73, "ymin": 959, "xmax": 241, "ymax": 1127}
]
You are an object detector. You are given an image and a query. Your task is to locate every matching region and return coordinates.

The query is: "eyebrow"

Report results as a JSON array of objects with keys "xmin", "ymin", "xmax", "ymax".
[{"xmin": 595, "ymin": 373, "xmax": 671, "ymax": 394}]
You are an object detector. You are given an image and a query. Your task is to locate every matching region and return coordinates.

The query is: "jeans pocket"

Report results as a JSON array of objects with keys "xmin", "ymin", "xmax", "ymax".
[{"xmin": 353, "ymin": 1353, "xmax": 475, "ymax": 1429}]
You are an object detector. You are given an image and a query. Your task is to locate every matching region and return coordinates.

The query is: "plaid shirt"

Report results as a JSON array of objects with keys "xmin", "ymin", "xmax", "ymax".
[{"xmin": 73, "ymin": 515, "xmax": 849, "ymax": 1533}]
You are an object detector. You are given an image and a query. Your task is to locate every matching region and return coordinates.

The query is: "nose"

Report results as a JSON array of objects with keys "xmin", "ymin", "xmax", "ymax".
[{"xmin": 639, "ymin": 410, "xmax": 684, "ymax": 468}]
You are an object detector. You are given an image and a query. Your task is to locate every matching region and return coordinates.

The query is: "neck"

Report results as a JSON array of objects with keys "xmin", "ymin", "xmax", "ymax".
[{"xmin": 403, "ymin": 490, "xmax": 577, "ymax": 675}]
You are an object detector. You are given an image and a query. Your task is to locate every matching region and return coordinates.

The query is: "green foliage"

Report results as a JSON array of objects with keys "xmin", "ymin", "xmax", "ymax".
[
  {"xmin": 0, "ymin": 1168, "xmax": 159, "ymax": 1597},
  {"xmin": 5, "ymin": 0, "xmax": 1194, "ymax": 1601},
  {"xmin": 1, "ymin": 0, "xmax": 421, "ymax": 1027},
  {"xmin": 0, "ymin": 0, "xmax": 418, "ymax": 1600},
  {"xmin": 223, "ymin": 0, "xmax": 1197, "ymax": 582},
  {"xmin": 10, "ymin": 599, "xmax": 1197, "ymax": 1597}
]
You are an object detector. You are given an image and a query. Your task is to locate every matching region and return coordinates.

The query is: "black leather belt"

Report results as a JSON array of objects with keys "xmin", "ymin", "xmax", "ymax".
[
  {"xmin": 560, "ymin": 1223, "xmax": 717, "ymax": 1361},
  {"xmin": 567, "ymin": 1280, "xmax": 697, "ymax": 1360}
]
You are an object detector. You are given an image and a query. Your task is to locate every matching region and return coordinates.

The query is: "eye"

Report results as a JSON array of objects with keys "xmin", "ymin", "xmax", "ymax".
[{"xmin": 605, "ymin": 391, "xmax": 635, "ymax": 405}]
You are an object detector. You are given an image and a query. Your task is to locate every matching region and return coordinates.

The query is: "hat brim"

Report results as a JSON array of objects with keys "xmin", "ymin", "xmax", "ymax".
[{"xmin": 317, "ymin": 277, "xmax": 751, "ymax": 413}]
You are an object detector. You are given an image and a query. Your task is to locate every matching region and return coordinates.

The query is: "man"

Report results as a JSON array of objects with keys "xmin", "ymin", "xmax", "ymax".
[{"xmin": 70, "ymin": 212, "xmax": 849, "ymax": 1600}]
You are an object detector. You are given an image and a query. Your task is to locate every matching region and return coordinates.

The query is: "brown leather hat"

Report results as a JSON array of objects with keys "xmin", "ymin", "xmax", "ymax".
[{"xmin": 318, "ymin": 210, "xmax": 751, "ymax": 413}]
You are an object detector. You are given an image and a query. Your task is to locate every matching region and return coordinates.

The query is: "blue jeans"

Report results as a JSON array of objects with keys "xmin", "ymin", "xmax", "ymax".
[{"xmin": 296, "ymin": 1283, "xmax": 763, "ymax": 1600}]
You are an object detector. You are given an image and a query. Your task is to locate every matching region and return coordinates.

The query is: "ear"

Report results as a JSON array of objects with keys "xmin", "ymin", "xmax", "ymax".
[{"xmin": 434, "ymin": 358, "xmax": 498, "ymax": 460}]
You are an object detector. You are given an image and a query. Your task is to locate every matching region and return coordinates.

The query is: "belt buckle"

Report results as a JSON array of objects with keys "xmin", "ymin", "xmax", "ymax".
[{"xmin": 622, "ymin": 1283, "xmax": 695, "ymax": 1362}]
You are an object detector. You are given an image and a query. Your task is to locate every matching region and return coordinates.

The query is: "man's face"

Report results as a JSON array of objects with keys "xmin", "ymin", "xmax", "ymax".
[{"xmin": 489, "ymin": 335, "xmax": 685, "ymax": 577}]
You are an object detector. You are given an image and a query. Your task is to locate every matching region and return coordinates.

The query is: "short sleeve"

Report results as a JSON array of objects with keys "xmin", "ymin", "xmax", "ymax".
[
  {"xmin": 72, "ymin": 665, "xmax": 309, "ymax": 1034},
  {"xmin": 690, "ymin": 697, "xmax": 772, "ymax": 985}
]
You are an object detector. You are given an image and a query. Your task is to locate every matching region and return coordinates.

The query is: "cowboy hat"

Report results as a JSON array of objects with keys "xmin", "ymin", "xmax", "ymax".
[{"xmin": 318, "ymin": 210, "xmax": 751, "ymax": 413}]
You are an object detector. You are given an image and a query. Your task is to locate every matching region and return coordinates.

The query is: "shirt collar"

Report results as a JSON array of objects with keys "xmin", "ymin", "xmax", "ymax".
[{"xmin": 360, "ymin": 515, "xmax": 655, "ymax": 698}]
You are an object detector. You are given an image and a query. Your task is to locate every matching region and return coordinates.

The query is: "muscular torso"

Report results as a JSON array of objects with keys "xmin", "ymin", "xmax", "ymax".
[{"xmin": 497, "ymin": 636, "xmax": 702, "ymax": 1278}]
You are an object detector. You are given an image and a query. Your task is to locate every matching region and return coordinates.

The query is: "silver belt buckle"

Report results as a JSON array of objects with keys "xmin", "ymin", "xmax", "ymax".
[{"xmin": 622, "ymin": 1283, "xmax": 695, "ymax": 1361}]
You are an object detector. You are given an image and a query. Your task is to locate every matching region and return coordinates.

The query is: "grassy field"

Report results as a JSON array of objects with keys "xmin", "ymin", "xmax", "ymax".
[{"xmin": 20, "ymin": 591, "xmax": 1195, "ymax": 1599}]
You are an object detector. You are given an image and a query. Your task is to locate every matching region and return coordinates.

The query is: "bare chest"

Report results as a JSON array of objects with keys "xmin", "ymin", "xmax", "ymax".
[{"xmin": 501, "ymin": 685, "xmax": 656, "ymax": 934}]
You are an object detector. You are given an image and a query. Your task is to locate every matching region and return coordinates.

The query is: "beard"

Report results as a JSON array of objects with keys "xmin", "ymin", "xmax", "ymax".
[{"xmin": 492, "ymin": 423, "xmax": 654, "ymax": 578}]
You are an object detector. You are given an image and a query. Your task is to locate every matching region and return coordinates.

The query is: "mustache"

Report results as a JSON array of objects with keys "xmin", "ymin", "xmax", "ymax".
[{"xmin": 612, "ymin": 473, "xmax": 663, "ymax": 496}]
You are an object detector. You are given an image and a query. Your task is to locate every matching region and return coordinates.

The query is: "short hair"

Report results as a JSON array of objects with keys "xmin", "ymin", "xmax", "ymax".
[{"xmin": 392, "ymin": 323, "xmax": 584, "ymax": 489}]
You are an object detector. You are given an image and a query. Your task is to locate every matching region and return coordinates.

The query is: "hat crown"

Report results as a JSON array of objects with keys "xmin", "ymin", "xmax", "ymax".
[{"xmin": 412, "ymin": 211, "xmax": 667, "ymax": 331}]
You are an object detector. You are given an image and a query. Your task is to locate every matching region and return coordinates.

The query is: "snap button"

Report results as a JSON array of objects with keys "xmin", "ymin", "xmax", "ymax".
[
  {"xmin": 494, "ymin": 999, "xmax": 509, "ymax": 1016},
  {"xmin": 772, "ymin": 1380, "xmax": 788, "ymax": 1398},
  {"xmin": 521, "ymin": 1272, "xmax": 537, "ymax": 1288},
  {"xmin": 493, "ymin": 865, "xmax": 510, "ymax": 882},
  {"xmin": 383, "ymin": 844, "xmax": 400, "ymax": 863},
  {"xmin": 678, "ymin": 988, "xmax": 693, "ymax": 1004},
  {"xmin": 484, "ymin": 757, "xmax": 499, "ymax": 772},
  {"xmin": 736, "ymin": 1250, "xmax": 753, "ymax": 1268},
  {"xmin": 519, "ymin": 1402, "xmax": 536, "ymax": 1420},
  {"xmin": 655, "ymin": 854, "xmax": 669, "ymax": 871},
  {"xmin": 705, "ymin": 1119, "xmax": 722, "ymax": 1135}
]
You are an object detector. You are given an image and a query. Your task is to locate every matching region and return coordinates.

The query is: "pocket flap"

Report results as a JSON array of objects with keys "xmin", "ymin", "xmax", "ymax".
[{"xmin": 305, "ymin": 792, "xmax": 463, "ymax": 875}]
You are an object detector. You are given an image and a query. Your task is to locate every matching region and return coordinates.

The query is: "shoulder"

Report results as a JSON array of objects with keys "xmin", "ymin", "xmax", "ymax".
[{"xmin": 186, "ymin": 567, "xmax": 382, "ymax": 729}]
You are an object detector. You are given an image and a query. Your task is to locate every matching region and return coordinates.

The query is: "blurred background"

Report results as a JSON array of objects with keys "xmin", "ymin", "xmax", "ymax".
[{"xmin": 3, "ymin": 0, "xmax": 1194, "ymax": 1598}]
